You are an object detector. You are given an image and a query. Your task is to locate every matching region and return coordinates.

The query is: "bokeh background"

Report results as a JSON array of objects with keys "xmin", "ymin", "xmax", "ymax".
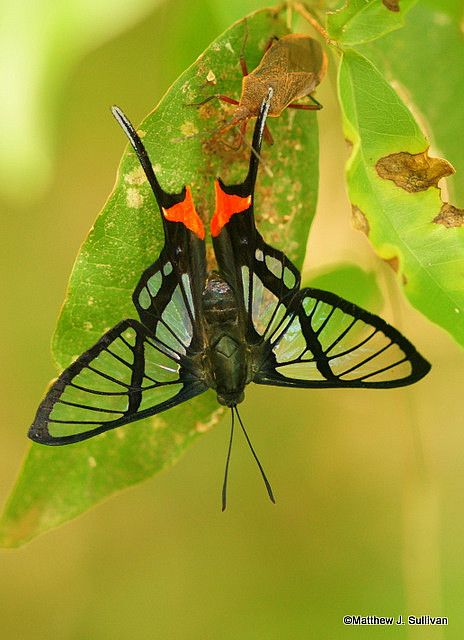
[{"xmin": 1, "ymin": 1, "xmax": 462, "ymax": 638}]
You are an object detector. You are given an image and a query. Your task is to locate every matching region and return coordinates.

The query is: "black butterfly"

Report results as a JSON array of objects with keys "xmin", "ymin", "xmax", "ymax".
[{"xmin": 29, "ymin": 90, "xmax": 430, "ymax": 508}]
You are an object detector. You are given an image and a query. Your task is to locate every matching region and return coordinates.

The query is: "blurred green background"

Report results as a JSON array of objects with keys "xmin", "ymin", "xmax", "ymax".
[{"xmin": 1, "ymin": 1, "xmax": 462, "ymax": 638}]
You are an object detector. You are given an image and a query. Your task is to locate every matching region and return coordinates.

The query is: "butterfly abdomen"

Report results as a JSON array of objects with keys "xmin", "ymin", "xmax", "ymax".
[{"xmin": 202, "ymin": 273, "xmax": 250, "ymax": 406}]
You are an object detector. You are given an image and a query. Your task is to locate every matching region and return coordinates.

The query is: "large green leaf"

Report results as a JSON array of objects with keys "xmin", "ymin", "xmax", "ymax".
[
  {"xmin": 357, "ymin": 0, "xmax": 464, "ymax": 206},
  {"xmin": 338, "ymin": 50, "xmax": 464, "ymax": 346},
  {"xmin": 0, "ymin": 8, "xmax": 320, "ymax": 547},
  {"xmin": 326, "ymin": 0, "xmax": 418, "ymax": 46}
]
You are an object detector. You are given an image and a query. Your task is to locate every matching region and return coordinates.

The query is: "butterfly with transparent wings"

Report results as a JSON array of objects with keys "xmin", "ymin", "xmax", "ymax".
[{"xmin": 29, "ymin": 89, "xmax": 430, "ymax": 508}]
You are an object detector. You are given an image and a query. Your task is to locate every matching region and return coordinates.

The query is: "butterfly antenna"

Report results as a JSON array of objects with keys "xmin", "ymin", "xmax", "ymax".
[
  {"xmin": 111, "ymin": 105, "xmax": 165, "ymax": 204},
  {"xmin": 222, "ymin": 408, "xmax": 236, "ymax": 511},
  {"xmin": 234, "ymin": 406, "xmax": 275, "ymax": 504}
]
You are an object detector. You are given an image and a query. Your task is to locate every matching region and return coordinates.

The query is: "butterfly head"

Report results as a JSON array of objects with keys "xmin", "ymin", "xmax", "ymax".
[{"xmin": 217, "ymin": 391, "xmax": 244, "ymax": 407}]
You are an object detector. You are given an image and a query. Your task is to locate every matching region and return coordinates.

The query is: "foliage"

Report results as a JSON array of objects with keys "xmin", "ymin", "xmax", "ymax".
[
  {"xmin": 0, "ymin": 7, "xmax": 320, "ymax": 547},
  {"xmin": 330, "ymin": 0, "xmax": 464, "ymax": 346},
  {"xmin": 1, "ymin": 0, "xmax": 462, "ymax": 546}
]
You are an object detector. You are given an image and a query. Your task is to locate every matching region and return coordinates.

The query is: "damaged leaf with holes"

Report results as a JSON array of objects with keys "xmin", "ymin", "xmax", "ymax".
[
  {"xmin": 375, "ymin": 150, "xmax": 454, "ymax": 193},
  {"xmin": 338, "ymin": 49, "xmax": 464, "ymax": 347},
  {"xmin": 355, "ymin": 0, "xmax": 464, "ymax": 206}
]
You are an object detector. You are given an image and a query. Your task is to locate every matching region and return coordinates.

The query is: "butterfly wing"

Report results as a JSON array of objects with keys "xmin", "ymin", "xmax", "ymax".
[
  {"xmin": 212, "ymin": 93, "xmax": 430, "ymax": 389},
  {"xmin": 112, "ymin": 106, "xmax": 207, "ymax": 358},
  {"xmin": 29, "ymin": 319, "xmax": 207, "ymax": 445},
  {"xmin": 253, "ymin": 288, "xmax": 430, "ymax": 388},
  {"xmin": 132, "ymin": 220, "xmax": 205, "ymax": 359},
  {"xmin": 211, "ymin": 92, "xmax": 301, "ymax": 344},
  {"xmin": 30, "ymin": 108, "xmax": 209, "ymax": 445}
]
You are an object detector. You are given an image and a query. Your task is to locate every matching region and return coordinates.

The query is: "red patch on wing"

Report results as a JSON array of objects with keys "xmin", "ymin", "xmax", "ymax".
[
  {"xmin": 162, "ymin": 186, "xmax": 205, "ymax": 239},
  {"xmin": 210, "ymin": 180, "xmax": 252, "ymax": 237}
]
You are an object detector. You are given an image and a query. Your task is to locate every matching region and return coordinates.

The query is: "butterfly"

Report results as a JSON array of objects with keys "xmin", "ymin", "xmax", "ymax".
[{"xmin": 29, "ymin": 88, "xmax": 430, "ymax": 508}]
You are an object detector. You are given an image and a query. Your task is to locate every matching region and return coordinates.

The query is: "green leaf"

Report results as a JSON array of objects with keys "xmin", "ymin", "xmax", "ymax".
[
  {"xmin": 338, "ymin": 50, "xmax": 464, "ymax": 347},
  {"xmin": 0, "ymin": 8, "xmax": 320, "ymax": 547},
  {"xmin": 327, "ymin": 0, "xmax": 418, "ymax": 45},
  {"xmin": 305, "ymin": 263, "xmax": 383, "ymax": 313},
  {"xmin": 356, "ymin": 0, "xmax": 464, "ymax": 206}
]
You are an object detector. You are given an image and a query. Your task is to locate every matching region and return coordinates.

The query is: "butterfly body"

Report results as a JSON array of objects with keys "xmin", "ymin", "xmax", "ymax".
[
  {"xmin": 201, "ymin": 272, "xmax": 251, "ymax": 406},
  {"xmin": 29, "ymin": 91, "xmax": 430, "ymax": 449}
]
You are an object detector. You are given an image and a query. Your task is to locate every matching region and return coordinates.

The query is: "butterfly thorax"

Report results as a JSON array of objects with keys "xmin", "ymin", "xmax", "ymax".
[{"xmin": 201, "ymin": 273, "xmax": 251, "ymax": 407}]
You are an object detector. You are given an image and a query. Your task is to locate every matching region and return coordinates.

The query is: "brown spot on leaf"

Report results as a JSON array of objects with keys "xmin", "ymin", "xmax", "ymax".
[
  {"xmin": 124, "ymin": 166, "xmax": 147, "ymax": 186},
  {"xmin": 433, "ymin": 203, "xmax": 464, "ymax": 228},
  {"xmin": 126, "ymin": 188, "xmax": 144, "ymax": 209},
  {"xmin": 352, "ymin": 206, "xmax": 370, "ymax": 236},
  {"xmin": 385, "ymin": 255, "xmax": 399, "ymax": 273},
  {"xmin": 344, "ymin": 138, "xmax": 354, "ymax": 152},
  {"xmin": 180, "ymin": 120, "xmax": 199, "ymax": 137},
  {"xmin": 384, "ymin": 255, "xmax": 408, "ymax": 285},
  {"xmin": 382, "ymin": 0, "xmax": 400, "ymax": 12},
  {"xmin": 376, "ymin": 150, "xmax": 454, "ymax": 192}
]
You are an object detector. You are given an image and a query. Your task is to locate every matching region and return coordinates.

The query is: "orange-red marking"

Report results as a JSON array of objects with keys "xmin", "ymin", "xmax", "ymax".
[
  {"xmin": 210, "ymin": 180, "xmax": 252, "ymax": 237},
  {"xmin": 162, "ymin": 186, "xmax": 205, "ymax": 239}
]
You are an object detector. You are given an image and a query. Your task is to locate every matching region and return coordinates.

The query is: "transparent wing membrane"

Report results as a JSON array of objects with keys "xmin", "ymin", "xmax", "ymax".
[
  {"xmin": 227, "ymin": 233, "xmax": 300, "ymax": 342},
  {"xmin": 255, "ymin": 288, "xmax": 430, "ymax": 388},
  {"xmin": 29, "ymin": 320, "xmax": 206, "ymax": 444},
  {"xmin": 133, "ymin": 254, "xmax": 199, "ymax": 357},
  {"xmin": 241, "ymin": 261, "xmax": 296, "ymax": 339},
  {"xmin": 211, "ymin": 95, "xmax": 429, "ymax": 391},
  {"xmin": 29, "ymin": 97, "xmax": 430, "ymax": 463},
  {"xmin": 30, "ymin": 108, "xmax": 209, "ymax": 447}
]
